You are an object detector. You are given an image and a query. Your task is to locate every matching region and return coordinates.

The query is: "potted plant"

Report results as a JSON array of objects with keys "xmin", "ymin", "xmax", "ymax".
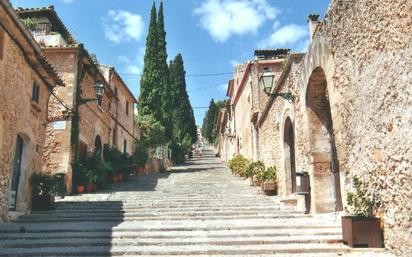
[
  {"xmin": 85, "ymin": 169, "xmax": 98, "ymax": 193},
  {"xmin": 260, "ymin": 166, "xmax": 277, "ymax": 196},
  {"xmin": 342, "ymin": 176, "xmax": 383, "ymax": 248},
  {"xmin": 134, "ymin": 140, "xmax": 148, "ymax": 174},
  {"xmin": 72, "ymin": 162, "xmax": 87, "ymax": 194},
  {"xmin": 245, "ymin": 161, "xmax": 265, "ymax": 186},
  {"xmin": 228, "ymin": 154, "xmax": 250, "ymax": 177},
  {"xmin": 30, "ymin": 172, "xmax": 57, "ymax": 211}
]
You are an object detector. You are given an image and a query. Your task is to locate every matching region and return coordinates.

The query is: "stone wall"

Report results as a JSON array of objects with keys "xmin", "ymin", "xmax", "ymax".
[
  {"xmin": 78, "ymin": 72, "xmax": 112, "ymax": 154},
  {"xmin": 258, "ymin": 57, "xmax": 303, "ymax": 197},
  {"xmin": 256, "ymin": 0, "xmax": 411, "ymax": 254},
  {"xmin": 41, "ymin": 49, "xmax": 78, "ymax": 189},
  {"xmin": 314, "ymin": 1, "xmax": 412, "ymax": 254},
  {"xmin": 0, "ymin": 26, "xmax": 51, "ymax": 221}
]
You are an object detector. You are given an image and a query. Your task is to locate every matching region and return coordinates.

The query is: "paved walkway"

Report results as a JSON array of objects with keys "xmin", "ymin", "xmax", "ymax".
[{"xmin": 0, "ymin": 148, "xmax": 393, "ymax": 256}]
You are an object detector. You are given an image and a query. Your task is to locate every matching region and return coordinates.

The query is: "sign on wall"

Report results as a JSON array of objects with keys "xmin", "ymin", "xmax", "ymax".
[{"xmin": 53, "ymin": 121, "xmax": 66, "ymax": 130}]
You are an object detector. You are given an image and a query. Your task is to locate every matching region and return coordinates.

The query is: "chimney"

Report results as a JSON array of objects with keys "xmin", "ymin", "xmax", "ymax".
[{"xmin": 307, "ymin": 14, "xmax": 320, "ymax": 41}]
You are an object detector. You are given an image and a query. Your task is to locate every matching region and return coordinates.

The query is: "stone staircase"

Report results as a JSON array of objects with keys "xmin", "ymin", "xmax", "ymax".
[{"xmin": 0, "ymin": 149, "xmax": 392, "ymax": 257}]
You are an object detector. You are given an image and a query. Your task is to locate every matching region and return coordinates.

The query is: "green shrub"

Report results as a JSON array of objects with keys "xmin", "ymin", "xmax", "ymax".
[
  {"xmin": 134, "ymin": 140, "xmax": 149, "ymax": 167},
  {"xmin": 228, "ymin": 154, "xmax": 250, "ymax": 177},
  {"xmin": 255, "ymin": 165, "xmax": 277, "ymax": 184},
  {"xmin": 245, "ymin": 161, "xmax": 265, "ymax": 178},
  {"xmin": 346, "ymin": 176, "xmax": 373, "ymax": 217},
  {"xmin": 72, "ymin": 163, "xmax": 88, "ymax": 185},
  {"xmin": 30, "ymin": 172, "xmax": 57, "ymax": 197}
]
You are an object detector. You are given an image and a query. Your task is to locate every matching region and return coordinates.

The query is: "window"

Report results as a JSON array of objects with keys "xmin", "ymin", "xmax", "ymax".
[
  {"xmin": 114, "ymin": 87, "xmax": 118, "ymax": 96},
  {"xmin": 0, "ymin": 29, "xmax": 4, "ymax": 60},
  {"xmin": 32, "ymin": 82, "xmax": 40, "ymax": 103},
  {"xmin": 126, "ymin": 101, "xmax": 129, "ymax": 115},
  {"xmin": 123, "ymin": 140, "xmax": 127, "ymax": 153}
]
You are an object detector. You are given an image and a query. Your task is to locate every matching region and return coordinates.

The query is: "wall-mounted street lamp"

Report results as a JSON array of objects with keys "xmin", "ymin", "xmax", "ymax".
[
  {"xmin": 78, "ymin": 82, "xmax": 105, "ymax": 106},
  {"xmin": 259, "ymin": 67, "xmax": 294, "ymax": 103}
]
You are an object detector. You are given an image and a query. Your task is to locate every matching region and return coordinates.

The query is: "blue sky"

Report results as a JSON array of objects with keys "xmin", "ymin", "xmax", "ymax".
[{"xmin": 13, "ymin": 0, "xmax": 331, "ymax": 125}]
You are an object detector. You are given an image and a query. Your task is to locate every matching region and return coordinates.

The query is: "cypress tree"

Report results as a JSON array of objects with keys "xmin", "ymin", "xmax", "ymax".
[
  {"xmin": 138, "ymin": 2, "xmax": 162, "ymax": 124},
  {"xmin": 169, "ymin": 54, "xmax": 197, "ymax": 162},
  {"xmin": 202, "ymin": 99, "xmax": 217, "ymax": 143},
  {"xmin": 157, "ymin": 1, "xmax": 172, "ymax": 142}
]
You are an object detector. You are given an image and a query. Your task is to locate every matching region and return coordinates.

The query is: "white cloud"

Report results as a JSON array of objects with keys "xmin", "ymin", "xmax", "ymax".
[
  {"xmin": 118, "ymin": 47, "xmax": 145, "ymax": 77},
  {"xmin": 260, "ymin": 24, "xmax": 308, "ymax": 49},
  {"xmin": 230, "ymin": 60, "xmax": 240, "ymax": 67},
  {"xmin": 103, "ymin": 10, "xmax": 144, "ymax": 44},
  {"xmin": 194, "ymin": 0, "xmax": 279, "ymax": 42}
]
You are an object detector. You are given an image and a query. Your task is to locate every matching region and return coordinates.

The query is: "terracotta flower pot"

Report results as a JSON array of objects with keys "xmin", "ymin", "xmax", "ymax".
[
  {"xmin": 117, "ymin": 173, "xmax": 124, "ymax": 182},
  {"xmin": 85, "ymin": 184, "xmax": 95, "ymax": 193},
  {"xmin": 110, "ymin": 175, "xmax": 118, "ymax": 183},
  {"xmin": 75, "ymin": 185, "xmax": 85, "ymax": 194}
]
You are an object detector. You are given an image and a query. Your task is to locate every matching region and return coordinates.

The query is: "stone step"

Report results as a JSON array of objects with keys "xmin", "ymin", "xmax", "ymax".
[
  {"xmin": 0, "ymin": 222, "xmax": 340, "ymax": 234},
  {"xmin": 16, "ymin": 215, "xmax": 313, "ymax": 223},
  {"xmin": 34, "ymin": 206, "xmax": 294, "ymax": 214},
  {"xmin": 21, "ymin": 210, "xmax": 307, "ymax": 218},
  {"xmin": 0, "ymin": 243, "xmax": 384, "ymax": 257},
  {"xmin": 0, "ymin": 228, "xmax": 342, "ymax": 240},
  {"xmin": 0, "ymin": 235, "xmax": 343, "ymax": 248}
]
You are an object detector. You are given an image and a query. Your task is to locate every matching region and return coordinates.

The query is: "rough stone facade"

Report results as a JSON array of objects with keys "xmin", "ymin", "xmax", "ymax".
[
  {"xmin": 16, "ymin": 7, "xmax": 119, "ymax": 192},
  {"xmin": 219, "ymin": 0, "xmax": 411, "ymax": 255},
  {"xmin": 0, "ymin": 0, "xmax": 62, "ymax": 221},
  {"xmin": 99, "ymin": 65, "xmax": 139, "ymax": 155}
]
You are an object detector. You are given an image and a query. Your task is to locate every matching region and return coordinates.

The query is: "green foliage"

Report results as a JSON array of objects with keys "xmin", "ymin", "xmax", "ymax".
[
  {"xmin": 138, "ymin": 115, "xmax": 166, "ymax": 156},
  {"xmin": 245, "ymin": 161, "xmax": 265, "ymax": 178},
  {"xmin": 255, "ymin": 165, "xmax": 277, "ymax": 184},
  {"xmin": 134, "ymin": 140, "xmax": 149, "ymax": 167},
  {"xmin": 138, "ymin": 2, "xmax": 163, "ymax": 128},
  {"xmin": 83, "ymin": 154, "xmax": 112, "ymax": 186},
  {"xmin": 30, "ymin": 172, "xmax": 58, "ymax": 197},
  {"xmin": 346, "ymin": 176, "xmax": 373, "ymax": 217},
  {"xmin": 72, "ymin": 162, "xmax": 88, "ymax": 185},
  {"xmin": 228, "ymin": 154, "xmax": 250, "ymax": 177},
  {"xmin": 202, "ymin": 99, "xmax": 227, "ymax": 143},
  {"xmin": 21, "ymin": 17, "xmax": 38, "ymax": 30},
  {"xmin": 168, "ymin": 54, "xmax": 197, "ymax": 163},
  {"xmin": 157, "ymin": 2, "xmax": 172, "ymax": 142}
]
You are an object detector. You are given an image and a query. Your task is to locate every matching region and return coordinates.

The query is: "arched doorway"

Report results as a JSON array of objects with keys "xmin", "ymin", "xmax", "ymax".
[
  {"xmin": 94, "ymin": 135, "xmax": 102, "ymax": 158},
  {"xmin": 283, "ymin": 117, "xmax": 296, "ymax": 194},
  {"xmin": 306, "ymin": 67, "xmax": 342, "ymax": 213}
]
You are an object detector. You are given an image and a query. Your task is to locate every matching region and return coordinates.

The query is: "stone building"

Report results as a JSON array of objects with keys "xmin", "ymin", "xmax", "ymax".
[
  {"xmin": 220, "ymin": 50, "xmax": 288, "ymax": 162},
  {"xmin": 219, "ymin": 0, "xmax": 411, "ymax": 255},
  {"xmin": 0, "ymin": 0, "xmax": 63, "ymax": 221},
  {"xmin": 16, "ymin": 6, "xmax": 119, "ymax": 192},
  {"xmin": 98, "ymin": 64, "xmax": 139, "ymax": 155}
]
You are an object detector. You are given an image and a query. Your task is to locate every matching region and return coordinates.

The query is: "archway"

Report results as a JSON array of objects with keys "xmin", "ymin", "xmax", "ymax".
[
  {"xmin": 94, "ymin": 135, "xmax": 102, "ymax": 158},
  {"xmin": 306, "ymin": 67, "xmax": 342, "ymax": 213},
  {"xmin": 283, "ymin": 117, "xmax": 296, "ymax": 194}
]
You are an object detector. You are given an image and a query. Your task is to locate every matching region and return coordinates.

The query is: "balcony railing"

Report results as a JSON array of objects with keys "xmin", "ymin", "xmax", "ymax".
[{"xmin": 34, "ymin": 23, "xmax": 52, "ymax": 36}]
